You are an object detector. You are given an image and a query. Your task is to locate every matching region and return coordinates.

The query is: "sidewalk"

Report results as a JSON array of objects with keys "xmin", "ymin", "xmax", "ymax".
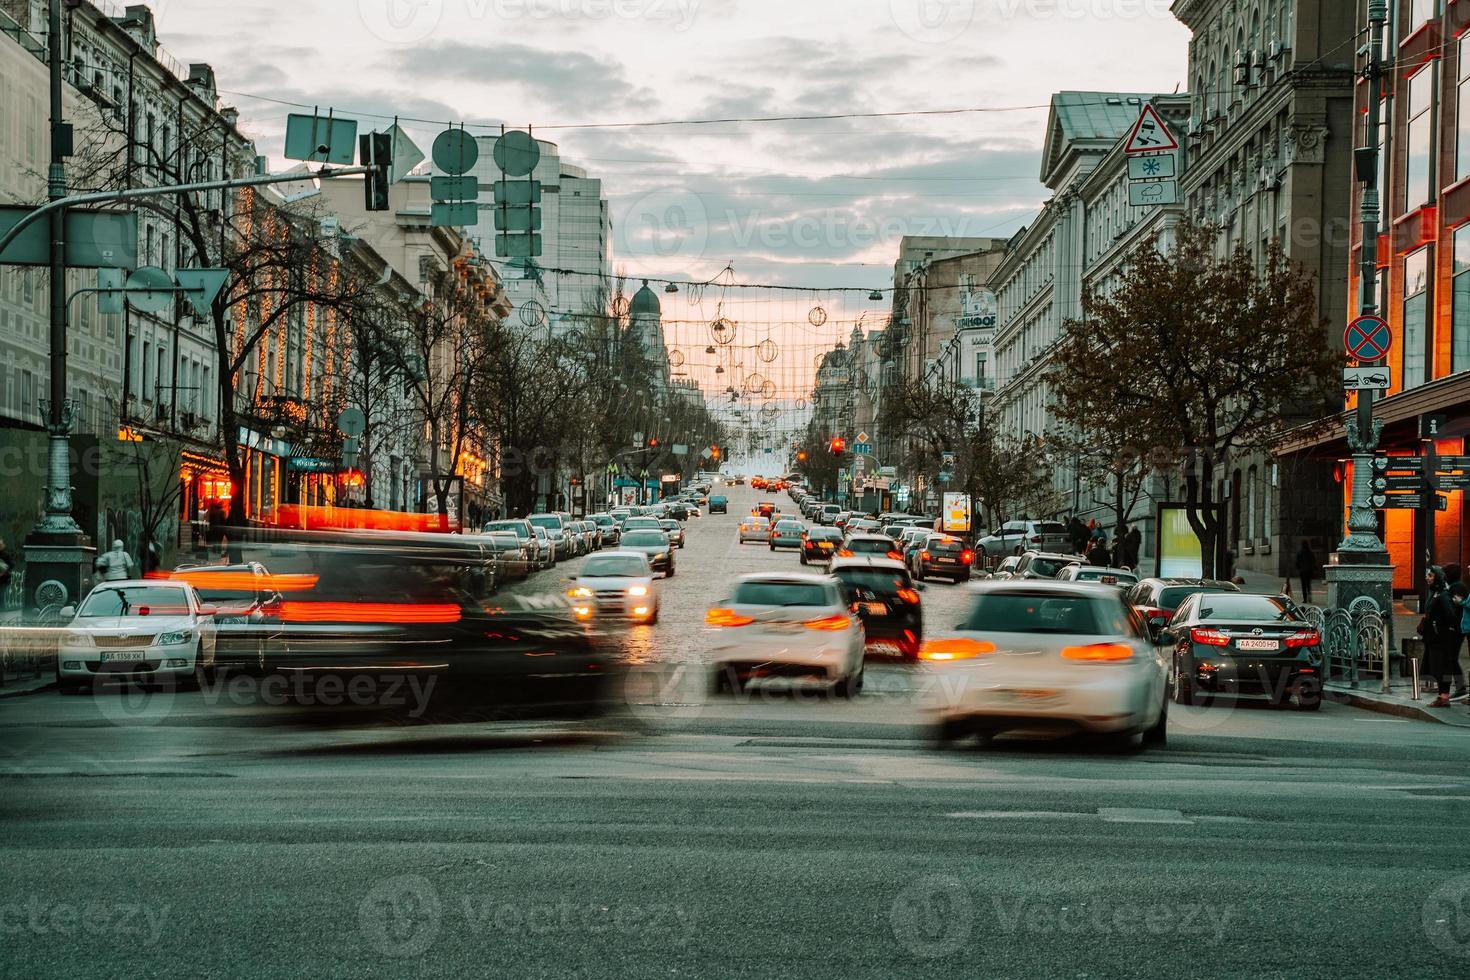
[{"xmin": 1324, "ymin": 681, "xmax": 1470, "ymax": 728}]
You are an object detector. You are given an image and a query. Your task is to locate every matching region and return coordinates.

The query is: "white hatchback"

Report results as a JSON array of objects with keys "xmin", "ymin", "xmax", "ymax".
[
  {"xmin": 56, "ymin": 580, "xmax": 218, "ymax": 691},
  {"xmin": 704, "ymin": 574, "xmax": 865, "ymax": 697}
]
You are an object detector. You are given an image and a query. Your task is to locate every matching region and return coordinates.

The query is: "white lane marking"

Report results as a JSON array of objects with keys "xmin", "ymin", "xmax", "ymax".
[
  {"xmin": 1097, "ymin": 807, "xmax": 1192, "ymax": 824},
  {"xmin": 946, "ymin": 810, "xmax": 1087, "ymax": 820}
]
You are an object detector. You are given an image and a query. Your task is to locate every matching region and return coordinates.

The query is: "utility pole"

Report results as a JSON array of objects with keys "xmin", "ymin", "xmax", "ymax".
[
  {"xmin": 1326, "ymin": 0, "xmax": 1395, "ymax": 671},
  {"xmin": 24, "ymin": 0, "xmax": 96, "ymax": 614}
]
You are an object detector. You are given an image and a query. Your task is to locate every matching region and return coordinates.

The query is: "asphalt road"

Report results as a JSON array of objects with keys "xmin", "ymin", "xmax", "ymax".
[{"xmin": 3, "ymin": 482, "xmax": 1469, "ymax": 978}]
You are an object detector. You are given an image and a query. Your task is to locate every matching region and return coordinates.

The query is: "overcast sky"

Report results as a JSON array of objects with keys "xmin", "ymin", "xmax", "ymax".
[{"xmin": 149, "ymin": 0, "xmax": 1190, "ymax": 402}]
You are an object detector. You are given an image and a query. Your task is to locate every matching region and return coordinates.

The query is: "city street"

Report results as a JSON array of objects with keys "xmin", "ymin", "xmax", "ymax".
[{"xmin": 3, "ymin": 484, "xmax": 1469, "ymax": 977}]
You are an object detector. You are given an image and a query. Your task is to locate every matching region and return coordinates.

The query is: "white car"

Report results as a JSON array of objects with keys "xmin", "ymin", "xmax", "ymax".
[
  {"xmin": 976, "ymin": 520, "xmax": 1072, "ymax": 557},
  {"xmin": 738, "ymin": 517, "xmax": 770, "ymax": 544},
  {"xmin": 922, "ymin": 580, "xmax": 1168, "ymax": 749},
  {"xmin": 56, "ymin": 580, "xmax": 218, "ymax": 692},
  {"xmin": 704, "ymin": 573, "xmax": 865, "ymax": 697},
  {"xmin": 1055, "ymin": 565, "xmax": 1139, "ymax": 589},
  {"xmin": 567, "ymin": 551, "xmax": 659, "ymax": 624}
]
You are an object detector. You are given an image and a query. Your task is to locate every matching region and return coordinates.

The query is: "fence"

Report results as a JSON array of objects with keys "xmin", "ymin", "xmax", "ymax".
[{"xmin": 1300, "ymin": 600, "xmax": 1389, "ymax": 690}]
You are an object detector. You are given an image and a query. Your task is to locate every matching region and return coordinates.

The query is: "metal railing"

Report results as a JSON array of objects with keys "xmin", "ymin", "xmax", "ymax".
[{"xmin": 1304, "ymin": 600, "xmax": 1390, "ymax": 691}]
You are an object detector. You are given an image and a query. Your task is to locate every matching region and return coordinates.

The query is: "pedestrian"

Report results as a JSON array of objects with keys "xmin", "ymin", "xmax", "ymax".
[
  {"xmin": 1125, "ymin": 525, "xmax": 1142, "ymax": 570},
  {"xmin": 93, "ymin": 539, "xmax": 135, "ymax": 582},
  {"xmin": 1420, "ymin": 566, "xmax": 1465, "ymax": 708},
  {"xmin": 1295, "ymin": 540, "xmax": 1316, "ymax": 604},
  {"xmin": 0, "ymin": 537, "xmax": 13, "ymax": 609},
  {"xmin": 1086, "ymin": 534, "xmax": 1112, "ymax": 568},
  {"xmin": 1458, "ymin": 581, "xmax": 1470, "ymax": 703},
  {"xmin": 1067, "ymin": 516, "xmax": 1088, "ymax": 554},
  {"xmin": 205, "ymin": 502, "xmax": 226, "ymax": 555}
]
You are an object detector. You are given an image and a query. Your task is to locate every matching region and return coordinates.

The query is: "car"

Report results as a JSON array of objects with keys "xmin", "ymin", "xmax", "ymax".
[
  {"xmin": 1012, "ymin": 551, "xmax": 1082, "ymax": 580},
  {"xmin": 991, "ymin": 555, "xmax": 1022, "ymax": 579},
  {"xmin": 1160, "ymin": 592, "xmax": 1323, "ymax": 710},
  {"xmin": 738, "ymin": 517, "xmax": 770, "ymax": 544},
  {"xmin": 623, "ymin": 516, "xmax": 663, "ymax": 533},
  {"xmin": 166, "ymin": 563, "xmax": 283, "ymax": 672},
  {"xmin": 708, "ymin": 495, "xmax": 728, "ymax": 514},
  {"xmin": 619, "ymin": 529, "xmax": 676, "ymax": 577},
  {"xmin": 817, "ymin": 504, "xmax": 842, "ymax": 526},
  {"xmin": 484, "ymin": 519, "xmax": 549, "ymax": 570},
  {"xmin": 590, "ymin": 513, "xmax": 621, "ymax": 548},
  {"xmin": 530, "ymin": 525, "xmax": 557, "ymax": 567},
  {"xmin": 529, "ymin": 513, "xmax": 574, "ymax": 560},
  {"xmin": 704, "ymin": 573, "xmax": 865, "ymax": 697},
  {"xmin": 847, "ymin": 518, "xmax": 882, "ymax": 536},
  {"xmin": 730, "ymin": 476, "xmax": 745, "ymax": 485},
  {"xmin": 567, "ymin": 551, "xmax": 660, "ymax": 624},
  {"xmin": 56, "ymin": 580, "xmax": 219, "ymax": 691},
  {"xmin": 908, "ymin": 534, "xmax": 976, "ymax": 583},
  {"xmin": 755, "ymin": 501, "xmax": 778, "ymax": 519},
  {"xmin": 921, "ymin": 580, "xmax": 1169, "ymax": 748},
  {"xmin": 479, "ymin": 531, "xmax": 535, "ymax": 580},
  {"xmin": 801, "ymin": 526, "xmax": 844, "ymax": 565},
  {"xmin": 769, "ymin": 518, "xmax": 806, "ymax": 550},
  {"xmin": 1056, "ymin": 565, "xmax": 1139, "ymax": 589},
  {"xmin": 840, "ymin": 533, "xmax": 904, "ymax": 561},
  {"xmin": 752, "ymin": 477, "xmax": 767, "ymax": 490},
  {"xmin": 828, "ymin": 557, "xmax": 924, "ymax": 659},
  {"xmin": 897, "ymin": 526, "xmax": 932, "ymax": 565},
  {"xmin": 666, "ymin": 502, "xmax": 690, "ymax": 521},
  {"xmin": 1124, "ymin": 578, "xmax": 1242, "ymax": 633},
  {"xmin": 659, "ymin": 518, "xmax": 687, "ymax": 548},
  {"xmin": 833, "ymin": 511, "xmax": 855, "ymax": 532},
  {"xmin": 976, "ymin": 520, "xmax": 1072, "ymax": 557}
]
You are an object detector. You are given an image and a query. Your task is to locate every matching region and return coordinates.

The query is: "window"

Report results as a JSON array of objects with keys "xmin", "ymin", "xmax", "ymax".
[
  {"xmin": 1459, "ymin": 35, "xmax": 1470, "ymax": 182},
  {"xmin": 1454, "ymin": 225, "xmax": 1470, "ymax": 374},
  {"xmin": 1403, "ymin": 247, "xmax": 1430, "ymax": 389},
  {"xmin": 142, "ymin": 340, "xmax": 151, "ymax": 397},
  {"xmin": 1406, "ymin": 66, "xmax": 1435, "ymax": 210},
  {"xmin": 1410, "ymin": 0, "xmax": 1438, "ymax": 31}
]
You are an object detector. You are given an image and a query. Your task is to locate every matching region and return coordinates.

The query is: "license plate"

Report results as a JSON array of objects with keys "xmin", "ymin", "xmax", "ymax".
[
  {"xmin": 818, "ymin": 544, "xmax": 832, "ymax": 550},
  {"xmin": 997, "ymin": 688, "xmax": 1061, "ymax": 704},
  {"xmin": 862, "ymin": 602, "xmax": 887, "ymax": 616},
  {"xmin": 937, "ymin": 558, "xmax": 955, "ymax": 564},
  {"xmin": 1236, "ymin": 638, "xmax": 1279, "ymax": 651},
  {"xmin": 868, "ymin": 641, "xmax": 901, "ymax": 654},
  {"xmin": 100, "ymin": 651, "xmax": 146, "ymax": 662}
]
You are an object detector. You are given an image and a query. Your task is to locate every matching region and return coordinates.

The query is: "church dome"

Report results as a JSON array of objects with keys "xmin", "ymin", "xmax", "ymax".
[{"xmin": 628, "ymin": 280, "xmax": 661, "ymax": 318}]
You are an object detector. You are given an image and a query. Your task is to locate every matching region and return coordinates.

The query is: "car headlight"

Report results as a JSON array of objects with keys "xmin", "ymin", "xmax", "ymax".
[
  {"xmin": 157, "ymin": 630, "xmax": 193, "ymax": 646},
  {"xmin": 61, "ymin": 631, "xmax": 91, "ymax": 647},
  {"xmin": 567, "ymin": 587, "xmax": 593, "ymax": 599},
  {"xmin": 628, "ymin": 585, "xmax": 649, "ymax": 597}
]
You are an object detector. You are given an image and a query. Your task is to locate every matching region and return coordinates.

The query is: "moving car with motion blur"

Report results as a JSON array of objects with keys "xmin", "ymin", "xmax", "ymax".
[
  {"xmin": 908, "ymin": 534, "xmax": 976, "ymax": 583},
  {"xmin": 704, "ymin": 573, "xmax": 865, "ymax": 697},
  {"xmin": 567, "ymin": 551, "xmax": 660, "ymax": 624},
  {"xmin": 829, "ymin": 556, "xmax": 924, "ymax": 659},
  {"xmin": 168, "ymin": 562, "xmax": 285, "ymax": 672},
  {"xmin": 1160, "ymin": 592, "xmax": 1323, "ymax": 709},
  {"xmin": 801, "ymin": 526, "xmax": 844, "ymax": 565},
  {"xmin": 56, "ymin": 580, "xmax": 219, "ymax": 692},
  {"xmin": 620, "ymin": 528, "xmax": 676, "ymax": 577},
  {"xmin": 659, "ymin": 518, "xmax": 686, "ymax": 549},
  {"xmin": 923, "ymin": 580, "xmax": 1169, "ymax": 749},
  {"xmin": 840, "ymin": 533, "xmax": 904, "ymax": 561},
  {"xmin": 769, "ymin": 518, "xmax": 806, "ymax": 551},
  {"xmin": 1055, "ymin": 565, "xmax": 1138, "ymax": 589},
  {"xmin": 738, "ymin": 517, "xmax": 770, "ymax": 544}
]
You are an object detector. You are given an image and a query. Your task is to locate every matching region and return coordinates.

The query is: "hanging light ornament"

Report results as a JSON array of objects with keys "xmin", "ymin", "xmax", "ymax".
[{"xmin": 808, "ymin": 305, "xmax": 827, "ymax": 327}]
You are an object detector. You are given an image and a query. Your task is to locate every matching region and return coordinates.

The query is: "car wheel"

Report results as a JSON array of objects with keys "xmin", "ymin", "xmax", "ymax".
[
  {"xmin": 930, "ymin": 717, "xmax": 970, "ymax": 748},
  {"xmin": 834, "ymin": 669, "xmax": 863, "ymax": 699},
  {"xmin": 914, "ymin": 565, "xmax": 925, "ymax": 583},
  {"xmin": 1142, "ymin": 698, "xmax": 1168, "ymax": 746},
  {"xmin": 1292, "ymin": 676, "xmax": 1322, "ymax": 711},
  {"xmin": 666, "ymin": 565, "xmax": 676, "ymax": 579}
]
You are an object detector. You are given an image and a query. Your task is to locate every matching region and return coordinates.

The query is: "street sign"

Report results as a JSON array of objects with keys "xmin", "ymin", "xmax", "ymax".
[
  {"xmin": 173, "ymin": 267, "xmax": 230, "ymax": 317},
  {"xmin": 1421, "ymin": 413, "xmax": 1449, "ymax": 438},
  {"xmin": 1122, "ymin": 103, "xmax": 1179, "ymax": 154},
  {"xmin": 284, "ymin": 112, "xmax": 358, "ymax": 165},
  {"xmin": 430, "ymin": 176, "xmax": 478, "ymax": 201},
  {"xmin": 1127, "ymin": 179, "xmax": 1178, "ymax": 206},
  {"xmin": 495, "ymin": 232, "xmax": 542, "ymax": 257},
  {"xmin": 856, "ymin": 432, "xmax": 870, "ymax": 444},
  {"xmin": 1343, "ymin": 366, "xmax": 1390, "ymax": 391},
  {"xmin": 337, "ymin": 407, "xmax": 366, "ymax": 436},
  {"xmin": 1372, "ymin": 455, "xmax": 1422, "ymax": 473},
  {"xmin": 431, "ymin": 201, "xmax": 479, "ymax": 227},
  {"xmin": 431, "ymin": 128, "xmax": 479, "ymax": 176},
  {"xmin": 0, "ymin": 207, "xmax": 138, "ymax": 268},
  {"xmin": 1371, "ymin": 474, "xmax": 1424, "ymax": 492},
  {"xmin": 492, "ymin": 130, "xmax": 541, "ymax": 177},
  {"xmin": 123, "ymin": 266, "xmax": 176, "ymax": 314},
  {"xmin": 1345, "ymin": 314, "xmax": 1392, "ymax": 361},
  {"xmin": 852, "ymin": 442, "xmax": 874, "ymax": 455},
  {"xmin": 1127, "ymin": 153, "xmax": 1176, "ymax": 180},
  {"xmin": 1369, "ymin": 493, "xmax": 1448, "ymax": 511},
  {"xmin": 493, "ymin": 208, "xmax": 543, "ymax": 232},
  {"xmin": 384, "ymin": 124, "xmax": 424, "ymax": 183}
]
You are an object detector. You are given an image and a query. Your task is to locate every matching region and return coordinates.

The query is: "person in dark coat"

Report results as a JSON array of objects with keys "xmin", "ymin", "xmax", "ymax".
[
  {"xmin": 1067, "ymin": 517, "xmax": 1088, "ymax": 555},
  {"xmin": 1125, "ymin": 525, "xmax": 1142, "ymax": 570},
  {"xmin": 1422, "ymin": 566, "xmax": 1464, "ymax": 708},
  {"xmin": 1295, "ymin": 541, "xmax": 1316, "ymax": 604},
  {"xmin": 1086, "ymin": 535, "xmax": 1112, "ymax": 568}
]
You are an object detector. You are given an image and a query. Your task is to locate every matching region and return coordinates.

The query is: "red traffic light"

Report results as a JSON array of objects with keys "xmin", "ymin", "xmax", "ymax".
[{"xmin": 829, "ymin": 437, "xmax": 846, "ymax": 453}]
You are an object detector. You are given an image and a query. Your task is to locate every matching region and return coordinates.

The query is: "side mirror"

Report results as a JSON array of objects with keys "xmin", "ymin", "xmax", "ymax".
[
  {"xmin": 60, "ymin": 605, "xmax": 76, "ymax": 619},
  {"xmin": 197, "ymin": 605, "xmax": 218, "ymax": 617}
]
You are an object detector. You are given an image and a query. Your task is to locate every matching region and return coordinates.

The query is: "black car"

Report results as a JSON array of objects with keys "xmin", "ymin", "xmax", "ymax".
[
  {"xmin": 666, "ymin": 502, "xmax": 690, "ymax": 521},
  {"xmin": 801, "ymin": 526, "xmax": 843, "ymax": 565},
  {"xmin": 909, "ymin": 534, "xmax": 976, "ymax": 583},
  {"xmin": 168, "ymin": 562, "xmax": 284, "ymax": 672},
  {"xmin": 1124, "ymin": 577, "xmax": 1241, "ymax": 631},
  {"xmin": 621, "ymin": 529, "xmax": 676, "ymax": 577},
  {"xmin": 1160, "ymin": 592, "xmax": 1323, "ymax": 709},
  {"xmin": 708, "ymin": 495, "xmax": 728, "ymax": 514},
  {"xmin": 829, "ymin": 557, "xmax": 924, "ymax": 659}
]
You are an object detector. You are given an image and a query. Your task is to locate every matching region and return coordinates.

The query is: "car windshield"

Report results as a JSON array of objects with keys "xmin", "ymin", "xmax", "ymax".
[
  {"xmin": 849, "ymin": 539, "xmax": 895, "ymax": 554},
  {"xmin": 582, "ymin": 555, "xmax": 649, "ymax": 577},
  {"xmin": 592, "ymin": 516, "xmax": 613, "ymax": 526},
  {"xmin": 832, "ymin": 568, "xmax": 909, "ymax": 595},
  {"xmin": 958, "ymin": 591, "xmax": 1131, "ymax": 635},
  {"xmin": 775, "ymin": 521, "xmax": 803, "ymax": 531},
  {"xmin": 484, "ymin": 521, "xmax": 529, "ymax": 539},
  {"xmin": 529, "ymin": 516, "xmax": 561, "ymax": 530},
  {"xmin": 1159, "ymin": 585, "xmax": 1234, "ymax": 610},
  {"xmin": 1195, "ymin": 594, "xmax": 1300, "ymax": 622},
  {"xmin": 1027, "ymin": 557, "xmax": 1075, "ymax": 577},
  {"xmin": 622, "ymin": 531, "xmax": 668, "ymax": 548},
  {"xmin": 710, "ymin": 496, "xmax": 727, "ymax": 504},
  {"xmin": 79, "ymin": 586, "xmax": 191, "ymax": 617},
  {"xmin": 928, "ymin": 538, "xmax": 965, "ymax": 554},
  {"xmin": 1037, "ymin": 522, "xmax": 1067, "ymax": 535},
  {"xmin": 731, "ymin": 581, "xmax": 832, "ymax": 607}
]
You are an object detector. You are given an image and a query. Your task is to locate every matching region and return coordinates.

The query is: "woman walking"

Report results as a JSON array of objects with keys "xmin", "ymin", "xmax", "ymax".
[{"xmin": 1421, "ymin": 566, "xmax": 1465, "ymax": 708}]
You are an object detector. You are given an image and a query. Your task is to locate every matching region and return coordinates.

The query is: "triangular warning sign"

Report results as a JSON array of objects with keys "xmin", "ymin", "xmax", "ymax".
[{"xmin": 1122, "ymin": 103, "xmax": 1178, "ymax": 154}]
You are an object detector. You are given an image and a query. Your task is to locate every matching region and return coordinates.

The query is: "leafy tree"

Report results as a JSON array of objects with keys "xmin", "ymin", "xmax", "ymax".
[{"xmin": 1046, "ymin": 222, "xmax": 1337, "ymax": 577}]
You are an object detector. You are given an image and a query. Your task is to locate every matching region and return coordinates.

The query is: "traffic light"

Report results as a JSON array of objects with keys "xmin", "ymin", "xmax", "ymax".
[
  {"xmin": 648, "ymin": 437, "xmax": 659, "ymax": 448},
  {"xmin": 711, "ymin": 446, "xmax": 721, "ymax": 460},
  {"xmin": 797, "ymin": 451, "xmax": 808, "ymax": 462},
  {"xmin": 829, "ymin": 437, "xmax": 846, "ymax": 454},
  {"xmin": 360, "ymin": 132, "xmax": 392, "ymax": 212}
]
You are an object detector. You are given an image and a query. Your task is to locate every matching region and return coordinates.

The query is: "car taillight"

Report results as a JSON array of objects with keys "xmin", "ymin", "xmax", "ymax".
[
  {"xmin": 960, "ymin": 550, "xmax": 974, "ymax": 564},
  {"xmin": 1190, "ymin": 628, "xmax": 1231, "ymax": 647},
  {"xmin": 1030, "ymin": 535, "xmax": 1042, "ymax": 543},
  {"xmin": 897, "ymin": 588, "xmax": 921, "ymax": 604},
  {"xmin": 705, "ymin": 608, "xmax": 755, "ymax": 627},
  {"xmin": 837, "ymin": 549, "xmax": 855, "ymax": 557},
  {"xmin": 886, "ymin": 551, "xmax": 903, "ymax": 561},
  {"xmin": 1061, "ymin": 643, "xmax": 1135, "ymax": 661},
  {"xmin": 803, "ymin": 614, "xmax": 850, "ymax": 631},
  {"xmin": 920, "ymin": 551, "xmax": 931, "ymax": 561},
  {"xmin": 1284, "ymin": 631, "xmax": 1320, "ymax": 649},
  {"xmin": 919, "ymin": 638, "xmax": 996, "ymax": 661}
]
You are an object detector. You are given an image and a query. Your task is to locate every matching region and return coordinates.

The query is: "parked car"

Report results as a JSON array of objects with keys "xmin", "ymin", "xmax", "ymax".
[
  {"xmin": 769, "ymin": 518, "xmax": 806, "ymax": 551},
  {"xmin": 708, "ymin": 495, "xmax": 729, "ymax": 514},
  {"xmin": 531, "ymin": 526, "xmax": 557, "ymax": 568},
  {"xmin": 705, "ymin": 573, "xmax": 865, "ymax": 697},
  {"xmin": 480, "ymin": 531, "xmax": 535, "ymax": 580},
  {"xmin": 991, "ymin": 555, "xmax": 1022, "ymax": 579},
  {"xmin": 56, "ymin": 580, "xmax": 219, "ymax": 692},
  {"xmin": 828, "ymin": 557, "xmax": 924, "ymax": 659},
  {"xmin": 801, "ymin": 526, "xmax": 844, "ymax": 566},
  {"xmin": 529, "ymin": 513, "xmax": 574, "ymax": 561},
  {"xmin": 1124, "ymin": 578, "xmax": 1241, "ymax": 632},
  {"xmin": 976, "ymin": 520, "xmax": 1072, "ymax": 557},
  {"xmin": 1055, "ymin": 565, "xmax": 1139, "ymax": 589},
  {"xmin": 590, "ymin": 513, "xmax": 621, "ymax": 548},
  {"xmin": 659, "ymin": 518, "xmax": 687, "ymax": 549},
  {"xmin": 567, "ymin": 551, "xmax": 660, "ymax": 624},
  {"xmin": 1012, "ymin": 551, "xmax": 1082, "ymax": 580},
  {"xmin": 922, "ymin": 580, "xmax": 1169, "ymax": 749},
  {"xmin": 908, "ymin": 534, "xmax": 976, "ymax": 583},
  {"xmin": 484, "ymin": 519, "xmax": 547, "ymax": 569},
  {"xmin": 1160, "ymin": 591, "xmax": 1323, "ymax": 710},
  {"xmin": 619, "ymin": 529, "xmax": 676, "ymax": 578}
]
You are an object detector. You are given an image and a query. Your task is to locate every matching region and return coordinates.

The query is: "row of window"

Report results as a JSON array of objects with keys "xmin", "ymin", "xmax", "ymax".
[{"xmin": 1191, "ymin": 0, "xmax": 1296, "ymax": 124}]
